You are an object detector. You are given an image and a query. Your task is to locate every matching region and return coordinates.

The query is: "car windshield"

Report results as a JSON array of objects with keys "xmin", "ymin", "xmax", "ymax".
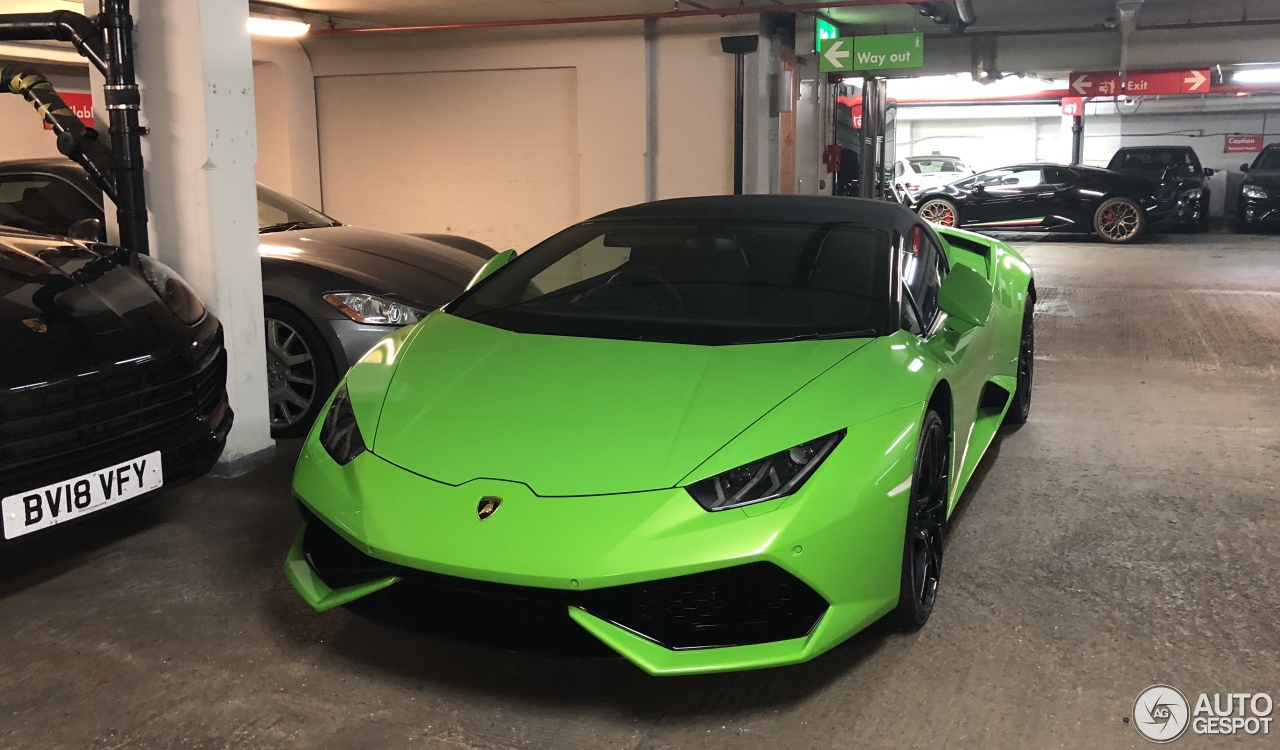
[
  {"xmin": 909, "ymin": 157, "xmax": 966, "ymax": 174},
  {"xmin": 257, "ymin": 185, "xmax": 339, "ymax": 232},
  {"xmin": 1108, "ymin": 149, "xmax": 1198, "ymax": 177},
  {"xmin": 448, "ymin": 220, "xmax": 891, "ymax": 346},
  {"xmin": 1253, "ymin": 148, "xmax": 1280, "ymax": 171}
]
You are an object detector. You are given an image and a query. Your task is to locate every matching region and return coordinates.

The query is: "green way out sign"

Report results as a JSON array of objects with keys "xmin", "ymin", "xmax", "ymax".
[{"xmin": 820, "ymin": 32, "xmax": 924, "ymax": 73}]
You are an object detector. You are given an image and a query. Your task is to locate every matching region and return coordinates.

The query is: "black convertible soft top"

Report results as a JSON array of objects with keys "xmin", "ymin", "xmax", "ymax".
[{"xmin": 592, "ymin": 195, "xmax": 927, "ymax": 235}]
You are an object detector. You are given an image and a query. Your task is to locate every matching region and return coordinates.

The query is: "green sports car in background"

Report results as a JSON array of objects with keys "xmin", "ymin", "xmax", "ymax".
[{"xmin": 286, "ymin": 196, "xmax": 1035, "ymax": 676}]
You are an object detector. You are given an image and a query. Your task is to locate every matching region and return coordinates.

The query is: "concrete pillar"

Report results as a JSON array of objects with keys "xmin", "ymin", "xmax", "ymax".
[{"xmin": 85, "ymin": 0, "xmax": 273, "ymax": 474}]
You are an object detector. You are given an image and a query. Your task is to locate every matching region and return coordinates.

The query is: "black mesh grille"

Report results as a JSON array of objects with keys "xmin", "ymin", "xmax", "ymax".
[
  {"xmin": 0, "ymin": 334, "xmax": 227, "ymax": 479},
  {"xmin": 579, "ymin": 562, "xmax": 828, "ymax": 649},
  {"xmin": 297, "ymin": 506, "xmax": 829, "ymax": 652}
]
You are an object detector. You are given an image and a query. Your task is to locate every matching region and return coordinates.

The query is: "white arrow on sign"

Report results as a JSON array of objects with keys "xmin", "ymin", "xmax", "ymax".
[
  {"xmin": 823, "ymin": 39, "xmax": 851, "ymax": 69},
  {"xmin": 1072, "ymin": 75, "xmax": 1092, "ymax": 96},
  {"xmin": 1184, "ymin": 69, "xmax": 1208, "ymax": 91}
]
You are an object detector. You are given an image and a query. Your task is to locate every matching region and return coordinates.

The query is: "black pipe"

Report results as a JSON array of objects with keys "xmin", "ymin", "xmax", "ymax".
[
  {"xmin": 0, "ymin": 12, "xmax": 108, "ymax": 74},
  {"xmin": 0, "ymin": 63, "xmax": 117, "ymax": 201},
  {"xmin": 733, "ymin": 53, "xmax": 745, "ymax": 194},
  {"xmin": 100, "ymin": 0, "xmax": 148, "ymax": 256},
  {"xmin": 721, "ymin": 35, "xmax": 758, "ymax": 195}
]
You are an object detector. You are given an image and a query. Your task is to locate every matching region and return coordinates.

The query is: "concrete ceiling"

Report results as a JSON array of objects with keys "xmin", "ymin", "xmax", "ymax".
[{"xmin": 253, "ymin": 0, "xmax": 1280, "ymax": 30}]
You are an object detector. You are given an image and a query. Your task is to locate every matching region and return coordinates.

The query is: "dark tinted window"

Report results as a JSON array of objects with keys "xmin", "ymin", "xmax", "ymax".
[
  {"xmin": 1044, "ymin": 167, "xmax": 1077, "ymax": 184},
  {"xmin": 257, "ymin": 184, "xmax": 338, "ymax": 232},
  {"xmin": 901, "ymin": 225, "xmax": 943, "ymax": 329},
  {"xmin": 908, "ymin": 157, "xmax": 967, "ymax": 174},
  {"xmin": 962, "ymin": 167, "xmax": 1044, "ymax": 189},
  {"xmin": 1108, "ymin": 149, "xmax": 1200, "ymax": 177},
  {"xmin": 1253, "ymin": 147, "xmax": 1280, "ymax": 171},
  {"xmin": 0, "ymin": 175, "xmax": 100, "ymax": 237},
  {"xmin": 449, "ymin": 220, "xmax": 891, "ymax": 345}
]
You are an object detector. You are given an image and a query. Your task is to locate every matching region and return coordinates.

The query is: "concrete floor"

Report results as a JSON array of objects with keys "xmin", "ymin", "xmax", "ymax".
[{"xmin": 2, "ymin": 232, "xmax": 1278, "ymax": 750}]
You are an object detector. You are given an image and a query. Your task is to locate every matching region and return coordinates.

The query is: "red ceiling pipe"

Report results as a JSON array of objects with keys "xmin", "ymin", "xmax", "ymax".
[
  {"xmin": 313, "ymin": 0, "xmax": 926, "ymax": 35},
  {"xmin": 932, "ymin": 16, "xmax": 1280, "ymax": 39}
]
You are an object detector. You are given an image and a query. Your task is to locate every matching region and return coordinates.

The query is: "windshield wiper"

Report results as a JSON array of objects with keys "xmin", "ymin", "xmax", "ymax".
[
  {"xmin": 737, "ymin": 329, "xmax": 878, "ymax": 345},
  {"xmin": 259, "ymin": 221, "xmax": 334, "ymax": 234}
]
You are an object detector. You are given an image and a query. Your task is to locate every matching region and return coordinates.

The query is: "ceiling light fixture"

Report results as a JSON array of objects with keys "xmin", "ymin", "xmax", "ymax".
[
  {"xmin": 246, "ymin": 17, "xmax": 310, "ymax": 38},
  {"xmin": 1232, "ymin": 67, "xmax": 1280, "ymax": 85}
]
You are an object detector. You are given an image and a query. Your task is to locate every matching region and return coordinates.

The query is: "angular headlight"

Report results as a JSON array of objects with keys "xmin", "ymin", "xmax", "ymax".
[
  {"xmin": 1243, "ymin": 184, "xmax": 1269, "ymax": 200},
  {"xmin": 323, "ymin": 292, "xmax": 428, "ymax": 326},
  {"xmin": 131, "ymin": 253, "xmax": 206, "ymax": 325},
  {"xmin": 686, "ymin": 431, "xmax": 845, "ymax": 511},
  {"xmin": 319, "ymin": 386, "xmax": 366, "ymax": 466}
]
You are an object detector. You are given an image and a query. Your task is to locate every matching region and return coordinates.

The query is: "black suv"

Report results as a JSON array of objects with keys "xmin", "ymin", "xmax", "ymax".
[
  {"xmin": 1237, "ymin": 144, "xmax": 1280, "ymax": 232},
  {"xmin": 1107, "ymin": 146, "xmax": 1213, "ymax": 232}
]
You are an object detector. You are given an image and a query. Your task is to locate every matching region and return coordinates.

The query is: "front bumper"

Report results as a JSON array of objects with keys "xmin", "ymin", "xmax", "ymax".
[
  {"xmin": 1, "ymin": 325, "xmax": 233, "ymax": 541},
  {"xmin": 1238, "ymin": 195, "xmax": 1280, "ymax": 227},
  {"xmin": 286, "ymin": 406, "xmax": 921, "ymax": 675},
  {"xmin": 320, "ymin": 318, "xmax": 405, "ymax": 372}
]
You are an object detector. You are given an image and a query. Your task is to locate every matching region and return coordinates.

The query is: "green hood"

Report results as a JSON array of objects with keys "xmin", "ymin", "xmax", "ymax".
[{"xmin": 370, "ymin": 314, "xmax": 870, "ymax": 496}]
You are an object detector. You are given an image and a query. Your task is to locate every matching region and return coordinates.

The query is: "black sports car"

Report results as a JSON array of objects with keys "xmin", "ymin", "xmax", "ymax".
[
  {"xmin": 0, "ymin": 159, "xmax": 490, "ymax": 437},
  {"xmin": 1236, "ymin": 144, "xmax": 1280, "ymax": 232},
  {"xmin": 911, "ymin": 163, "xmax": 1180, "ymax": 243},
  {"xmin": 1, "ymin": 227, "xmax": 231, "ymax": 543}
]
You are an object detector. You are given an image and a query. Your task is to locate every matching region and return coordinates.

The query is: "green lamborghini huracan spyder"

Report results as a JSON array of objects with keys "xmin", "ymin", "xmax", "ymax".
[{"xmin": 286, "ymin": 196, "xmax": 1035, "ymax": 676}]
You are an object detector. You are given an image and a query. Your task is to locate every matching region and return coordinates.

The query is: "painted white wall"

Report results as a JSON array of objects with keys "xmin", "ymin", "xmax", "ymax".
[
  {"xmin": 302, "ymin": 17, "xmax": 765, "ymax": 250},
  {"xmin": 250, "ymin": 38, "xmax": 322, "ymax": 207},
  {"xmin": 654, "ymin": 30, "xmax": 735, "ymax": 199},
  {"xmin": 315, "ymin": 66, "xmax": 581, "ymax": 251}
]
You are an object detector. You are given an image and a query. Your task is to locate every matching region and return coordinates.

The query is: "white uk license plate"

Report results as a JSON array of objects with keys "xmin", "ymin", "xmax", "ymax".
[{"xmin": 2, "ymin": 451, "xmax": 163, "ymax": 540}]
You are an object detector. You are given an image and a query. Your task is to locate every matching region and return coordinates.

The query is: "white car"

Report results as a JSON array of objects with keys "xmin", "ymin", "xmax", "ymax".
[{"xmin": 892, "ymin": 155, "xmax": 974, "ymax": 204}]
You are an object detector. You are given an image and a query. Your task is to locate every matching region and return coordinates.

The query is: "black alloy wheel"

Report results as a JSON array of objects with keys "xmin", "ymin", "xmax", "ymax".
[
  {"xmin": 892, "ymin": 409, "xmax": 949, "ymax": 630},
  {"xmin": 264, "ymin": 301, "xmax": 338, "ymax": 439},
  {"xmin": 1003, "ymin": 299, "xmax": 1034, "ymax": 426}
]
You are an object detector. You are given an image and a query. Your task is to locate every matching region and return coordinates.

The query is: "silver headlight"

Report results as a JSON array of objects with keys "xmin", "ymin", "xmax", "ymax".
[
  {"xmin": 686, "ymin": 431, "xmax": 845, "ymax": 511},
  {"xmin": 323, "ymin": 292, "xmax": 428, "ymax": 325},
  {"xmin": 1242, "ymin": 185, "xmax": 1269, "ymax": 200},
  {"xmin": 1184, "ymin": 188, "xmax": 1204, "ymax": 200}
]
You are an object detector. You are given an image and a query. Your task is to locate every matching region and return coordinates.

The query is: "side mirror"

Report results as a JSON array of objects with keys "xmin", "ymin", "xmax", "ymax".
[
  {"xmin": 973, "ymin": 183, "xmax": 987, "ymax": 194},
  {"xmin": 938, "ymin": 262, "xmax": 993, "ymax": 330},
  {"xmin": 1203, "ymin": 168, "xmax": 1215, "ymax": 177},
  {"xmin": 466, "ymin": 248, "xmax": 517, "ymax": 290},
  {"xmin": 67, "ymin": 217, "xmax": 104, "ymax": 242},
  {"xmin": 1240, "ymin": 163, "xmax": 1250, "ymax": 172}
]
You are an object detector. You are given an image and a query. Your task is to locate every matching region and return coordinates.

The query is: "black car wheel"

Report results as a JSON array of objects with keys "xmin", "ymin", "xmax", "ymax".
[
  {"xmin": 1093, "ymin": 197, "xmax": 1145, "ymax": 243},
  {"xmin": 892, "ymin": 408, "xmax": 949, "ymax": 630},
  {"xmin": 1003, "ymin": 298, "xmax": 1034, "ymax": 426},
  {"xmin": 918, "ymin": 198, "xmax": 959, "ymax": 228},
  {"xmin": 264, "ymin": 301, "xmax": 338, "ymax": 439}
]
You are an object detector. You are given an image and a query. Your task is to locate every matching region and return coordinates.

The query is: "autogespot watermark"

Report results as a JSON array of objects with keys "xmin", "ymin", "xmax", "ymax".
[{"xmin": 1132, "ymin": 685, "xmax": 1274, "ymax": 743}]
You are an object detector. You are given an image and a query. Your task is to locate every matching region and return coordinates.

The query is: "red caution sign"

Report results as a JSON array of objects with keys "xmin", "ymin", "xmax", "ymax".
[{"xmin": 1225, "ymin": 135, "xmax": 1264, "ymax": 154}]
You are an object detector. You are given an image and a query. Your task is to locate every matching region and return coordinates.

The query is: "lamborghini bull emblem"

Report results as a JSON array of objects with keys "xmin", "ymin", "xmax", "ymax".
[{"xmin": 477, "ymin": 496, "xmax": 502, "ymax": 521}]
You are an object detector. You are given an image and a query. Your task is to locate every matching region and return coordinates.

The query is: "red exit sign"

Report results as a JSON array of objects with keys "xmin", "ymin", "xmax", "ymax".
[
  {"xmin": 41, "ymin": 92, "xmax": 94, "ymax": 130},
  {"xmin": 1070, "ymin": 69, "xmax": 1211, "ymax": 97},
  {"xmin": 1225, "ymin": 135, "xmax": 1264, "ymax": 153}
]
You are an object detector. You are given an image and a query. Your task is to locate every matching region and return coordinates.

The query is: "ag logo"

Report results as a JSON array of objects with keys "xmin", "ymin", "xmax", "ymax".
[
  {"xmin": 1134, "ymin": 685, "xmax": 1190, "ymax": 743},
  {"xmin": 476, "ymin": 496, "xmax": 502, "ymax": 521},
  {"xmin": 21, "ymin": 317, "xmax": 47, "ymax": 333}
]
